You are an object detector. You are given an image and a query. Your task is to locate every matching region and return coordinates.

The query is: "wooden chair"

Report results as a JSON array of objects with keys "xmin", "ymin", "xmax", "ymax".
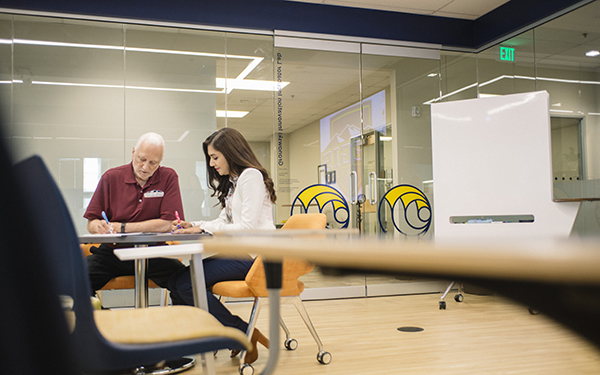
[
  {"xmin": 81, "ymin": 242, "xmax": 182, "ymax": 307},
  {"xmin": 212, "ymin": 213, "xmax": 332, "ymax": 373}
]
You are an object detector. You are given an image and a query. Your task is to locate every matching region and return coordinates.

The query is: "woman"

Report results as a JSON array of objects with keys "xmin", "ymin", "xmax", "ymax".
[{"xmin": 169, "ymin": 127, "xmax": 276, "ymax": 364}]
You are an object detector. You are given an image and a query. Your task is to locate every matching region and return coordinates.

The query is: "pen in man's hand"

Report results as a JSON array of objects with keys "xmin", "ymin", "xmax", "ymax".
[{"xmin": 101, "ymin": 211, "xmax": 114, "ymax": 234}]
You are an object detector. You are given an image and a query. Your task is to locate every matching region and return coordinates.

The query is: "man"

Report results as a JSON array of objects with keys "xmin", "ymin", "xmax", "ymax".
[{"xmin": 84, "ymin": 132, "xmax": 186, "ymax": 303}]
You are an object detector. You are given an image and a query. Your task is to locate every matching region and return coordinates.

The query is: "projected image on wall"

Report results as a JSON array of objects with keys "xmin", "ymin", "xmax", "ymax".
[{"xmin": 319, "ymin": 90, "xmax": 386, "ymax": 198}]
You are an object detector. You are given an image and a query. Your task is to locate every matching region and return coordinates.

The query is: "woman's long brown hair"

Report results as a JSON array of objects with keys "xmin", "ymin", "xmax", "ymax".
[{"xmin": 203, "ymin": 127, "xmax": 277, "ymax": 208}]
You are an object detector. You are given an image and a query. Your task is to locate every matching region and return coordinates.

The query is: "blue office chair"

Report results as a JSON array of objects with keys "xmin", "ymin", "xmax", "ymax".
[
  {"xmin": 0, "ymin": 144, "xmax": 79, "ymax": 372},
  {"xmin": 14, "ymin": 155, "xmax": 250, "ymax": 374}
]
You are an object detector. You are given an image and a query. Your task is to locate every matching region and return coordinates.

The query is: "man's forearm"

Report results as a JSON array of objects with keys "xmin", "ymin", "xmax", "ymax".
[{"xmin": 123, "ymin": 219, "xmax": 172, "ymax": 233}]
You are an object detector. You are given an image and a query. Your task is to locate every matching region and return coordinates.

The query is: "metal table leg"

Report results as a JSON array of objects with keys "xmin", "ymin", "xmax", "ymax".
[
  {"xmin": 133, "ymin": 244, "xmax": 149, "ymax": 309},
  {"xmin": 190, "ymin": 253, "xmax": 216, "ymax": 375}
]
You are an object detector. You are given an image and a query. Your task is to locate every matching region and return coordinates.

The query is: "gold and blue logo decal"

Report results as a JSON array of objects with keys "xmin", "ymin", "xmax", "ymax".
[
  {"xmin": 291, "ymin": 184, "xmax": 349, "ymax": 228},
  {"xmin": 378, "ymin": 184, "xmax": 431, "ymax": 236}
]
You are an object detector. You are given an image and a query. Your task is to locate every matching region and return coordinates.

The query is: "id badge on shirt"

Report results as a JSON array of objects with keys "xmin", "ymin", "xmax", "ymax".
[{"xmin": 144, "ymin": 189, "xmax": 164, "ymax": 198}]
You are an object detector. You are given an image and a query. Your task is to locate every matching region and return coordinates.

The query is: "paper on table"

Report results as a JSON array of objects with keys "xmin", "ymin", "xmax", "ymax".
[{"xmin": 84, "ymin": 232, "xmax": 151, "ymax": 237}]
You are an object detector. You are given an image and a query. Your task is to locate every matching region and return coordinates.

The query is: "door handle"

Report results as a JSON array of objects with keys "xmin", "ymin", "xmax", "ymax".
[
  {"xmin": 369, "ymin": 171, "xmax": 377, "ymax": 205},
  {"xmin": 350, "ymin": 171, "xmax": 357, "ymax": 205}
]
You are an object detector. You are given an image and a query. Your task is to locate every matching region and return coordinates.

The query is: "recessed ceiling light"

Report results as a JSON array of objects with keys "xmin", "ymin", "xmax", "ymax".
[
  {"xmin": 216, "ymin": 110, "xmax": 248, "ymax": 118},
  {"xmin": 585, "ymin": 50, "xmax": 600, "ymax": 57}
]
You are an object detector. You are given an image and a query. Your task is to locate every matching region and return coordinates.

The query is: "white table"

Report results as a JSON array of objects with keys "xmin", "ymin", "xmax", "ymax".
[
  {"xmin": 79, "ymin": 232, "xmax": 210, "ymax": 308},
  {"xmin": 113, "ymin": 242, "xmax": 210, "ymax": 311}
]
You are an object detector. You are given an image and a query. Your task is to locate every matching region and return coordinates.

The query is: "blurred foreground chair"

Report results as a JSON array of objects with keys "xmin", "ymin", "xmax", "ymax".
[
  {"xmin": 15, "ymin": 155, "xmax": 250, "ymax": 374},
  {"xmin": 212, "ymin": 213, "xmax": 332, "ymax": 375},
  {"xmin": 0, "ymin": 147, "xmax": 79, "ymax": 372},
  {"xmin": 81, "ymin": 243, "xmax": 180, "ymax": 307}
]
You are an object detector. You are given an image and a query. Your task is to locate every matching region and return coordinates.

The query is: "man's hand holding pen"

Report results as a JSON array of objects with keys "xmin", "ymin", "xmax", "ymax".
[{"xmin": 93, "ymin": 218, "xmax": 118, "ymax": 234}]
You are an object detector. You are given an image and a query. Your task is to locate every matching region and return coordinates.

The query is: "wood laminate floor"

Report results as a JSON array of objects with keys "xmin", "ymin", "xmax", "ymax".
[{"xmin": 181, "ymin": 293, "xmax": 600, "ymax": 374}]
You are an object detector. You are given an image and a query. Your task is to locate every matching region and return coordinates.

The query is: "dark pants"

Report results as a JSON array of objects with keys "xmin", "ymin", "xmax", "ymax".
[
  {"xmin": 169, "ymin": 256, "xmax": 254, "ymax": 333},
  {"xmin": 86, "ymin": 244, "xmax": 187, "ymax": 305}
]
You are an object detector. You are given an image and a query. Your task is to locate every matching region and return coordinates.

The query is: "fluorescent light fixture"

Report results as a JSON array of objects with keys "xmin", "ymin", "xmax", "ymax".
[
  {"xmin": 216, "ymin": 78, "xmax": 289, "ymax": 91},
  {"xmin": 216, "ymin": 110, "xmax": 248, "ymax": 118},
  {"xmin": 586, "ymin": 50, "xmax": 600, "ymax": 57},
  {"xmin": 177, "ymin": 130, "xmax": 190, "ymax": 142},
  {"xmin": 550, "ymin": 109, "xmax": 573, "ymax": 113},
  {"xmin": 424, "ymin": 74, "xmax": 600, "ymax": 104},
  {"xmin": 30, "ymin": 80, "xmax": 222, "ymax": 93},
  {"xmin": 6, "ymin": 38, "xmax": 278, "ymax": 93},
  {"xmin": 423, "ymin": 83, "xmax": 477, "ymax": 104},
  {"xmin": 380, "ymin": 136, "xmax": 392, "ymax": 141},
  {"xmin": 427, "ymin": 73, "xmax": 438, "ymax": 77}
]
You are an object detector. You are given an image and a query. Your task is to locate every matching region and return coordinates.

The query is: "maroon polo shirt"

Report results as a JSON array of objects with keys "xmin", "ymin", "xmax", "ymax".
[{"xmin": 84, "ymin": 162, "xmax": 185, "ymax": 226}]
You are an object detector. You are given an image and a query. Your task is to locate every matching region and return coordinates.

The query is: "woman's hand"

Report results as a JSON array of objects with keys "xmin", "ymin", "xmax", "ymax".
[
  {"xmin": 172, "ymin": 225, "xmax": 204, "ymax": 234},
  {"xmin": 171, "ymin": 220, "xmax": 195, "ymax": 232}
]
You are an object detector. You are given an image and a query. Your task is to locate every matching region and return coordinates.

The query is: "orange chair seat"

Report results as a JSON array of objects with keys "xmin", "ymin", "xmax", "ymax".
[
  {"xmin": 213, "ymin": 280, "xmax": 305, "ymax": 298},
  {"xmin": 102, "ymin": 276, "xmax": 160, "ymax": 290}
]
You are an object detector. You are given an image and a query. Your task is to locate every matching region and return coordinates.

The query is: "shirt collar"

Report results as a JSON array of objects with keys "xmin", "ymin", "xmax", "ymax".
[
  {"xmin": 125, "ymin": 162, "xmax": 161, "ymax": 188},
  {"xmin": 229, "ymin": 174, "xmax": 239, "ymax": 188}
]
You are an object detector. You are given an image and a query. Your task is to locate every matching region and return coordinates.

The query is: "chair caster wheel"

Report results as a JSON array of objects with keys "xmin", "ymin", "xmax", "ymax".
[
  {"xmin": 317, "ymin": 350, "xmax": 332, "ymax": 364},
  {"xmin": 284, "ymin": 338, "xmax": 298, "ymax": 350},
  {"xmin": 240, "ymin": 363, "xmax": 254, "ymax": 375},
  {"xmin": 439, "ymin": 301, "xmax": 446, "ymax": 309},
  {"xmin": 528, "ymin": 308, "xmax": 540, "ymax": 315},
  {"xmin": 454, "ymin": 294, "xmax": 464, "ymax": 302}
]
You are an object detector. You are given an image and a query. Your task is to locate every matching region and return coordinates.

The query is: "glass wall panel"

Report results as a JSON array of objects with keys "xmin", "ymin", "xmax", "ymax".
[
  {"xmin": 275, "ymin": 44, "xmax": 360, "ymax": 227},
  {"xmin": 531, "ymin": 1, "xmax": 600, "ymax": 236},
  {"xmin": 10, "ymin": 16, "xmax": 126, "ymax": 234},
  {"xmin": 0, "ymin": 15, "xmax": 11, "ymax": 131},
  {"xmin": 439, "ymin": 51, "xmax": 477, "ymax": 103},
  {"xmin": 221, "ymin": 32, "xmax": 275, "ymax": 217},
  {"xmin": 360, "ymin": 53, "xmax": 439, "ymax": 239},
  {"xmin": 361, "ymin": 52, "xmax": 443, "ymax": 295},
  {"xmin": 122, "ymin": 25, "xmax": 226, "ymax": 222},
  {"xmin": 275, "ymin": 42, "xmax": 366, "ymax": 294},
  {"xmin": 477, "ymin": 30, "xmax": 536, "ymax": 96}
]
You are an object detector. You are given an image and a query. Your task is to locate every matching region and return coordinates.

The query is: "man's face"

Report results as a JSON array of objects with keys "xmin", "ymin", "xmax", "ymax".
[{"xmin": 131, "ymin": 141, "xmax": 163, "ymax": 183}]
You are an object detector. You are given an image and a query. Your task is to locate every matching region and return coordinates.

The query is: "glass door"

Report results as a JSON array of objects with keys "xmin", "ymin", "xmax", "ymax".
[
  {"xmin": 360, "ymin": 46, "xmax": 444, "ymax": 296},
  {"xmin": 274, "ymin": 37, "xmax": 366, "ymax": 297}
]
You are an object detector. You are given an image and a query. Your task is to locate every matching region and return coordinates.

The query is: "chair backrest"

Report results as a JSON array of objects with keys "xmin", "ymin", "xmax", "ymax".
[
  {"xmin": 1, "ymin": 152, "xmax": 79, "ymax": 373},
  {"xmin": 14, "ymin": 155, "xmax": 115, "ymax": 370},
  {"xmin": 246, "ymin": 213, "xmax": 327, "ymax": 297}
]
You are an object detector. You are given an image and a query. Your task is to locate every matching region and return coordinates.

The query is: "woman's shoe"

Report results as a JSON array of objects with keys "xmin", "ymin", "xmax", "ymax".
[{"xmin": 243, "ymin": 328, "xmax": 269, "ymax": 364}]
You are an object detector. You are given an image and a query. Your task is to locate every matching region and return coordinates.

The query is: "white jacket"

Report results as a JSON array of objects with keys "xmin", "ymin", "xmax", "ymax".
[{"xmin": 191, "ymin": 168, "xmax": 275, "ymax": 233}]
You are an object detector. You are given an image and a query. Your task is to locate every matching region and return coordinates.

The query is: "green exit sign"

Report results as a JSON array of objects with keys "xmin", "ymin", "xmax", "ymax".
[{"xmin": 500, "ymin": 47, "xmax": 515, "ymax": 62}]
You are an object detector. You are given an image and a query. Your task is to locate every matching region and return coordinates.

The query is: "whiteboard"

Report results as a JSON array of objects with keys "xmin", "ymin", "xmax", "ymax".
[{"xmin": 431, "ymin": 91, "xmax": 580, "ymax": 240}]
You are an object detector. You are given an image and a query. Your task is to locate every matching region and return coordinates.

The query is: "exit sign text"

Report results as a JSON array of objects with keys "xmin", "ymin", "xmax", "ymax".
[{"xmin": 500, "ymin": 47, "xmax": 515, "ymax": 62}]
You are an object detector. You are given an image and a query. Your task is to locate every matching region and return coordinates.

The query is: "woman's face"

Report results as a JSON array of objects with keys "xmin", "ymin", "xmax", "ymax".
[{"xmin": 207, "ymin": 143, "xmax": 230, "ymax": 176}]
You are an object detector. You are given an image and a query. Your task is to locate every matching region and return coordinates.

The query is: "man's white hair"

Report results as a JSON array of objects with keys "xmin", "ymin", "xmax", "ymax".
[{"xmin": 136, "ymin": 132, "xmax": 165, "ymax": 149}]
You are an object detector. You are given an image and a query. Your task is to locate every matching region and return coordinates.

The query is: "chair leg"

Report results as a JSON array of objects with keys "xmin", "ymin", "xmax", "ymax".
[
  {"xmin": 96, "ymin": 290, "xmax": 103, "ymax": 306},
  {"xmin": 440, "ymin": 281, "xmax": 454, "ymax": 301},
  {"xmin": 279, "ymin": 316, "xmax": 291, "ymax": 340},
  {"xmin": 160, "ymin": 288, "xmax": 169, "ymax": 306},
  {"xmin": 240, "ymin": 297, "xmax": 264, "ymax": 363},
  {"xmin": 440, "ymin": 281, "xmax": 456, "ymax": 309},
  {"xmin": 291, "ymin": 296, "xmax": 324, "ymax": 352}
]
